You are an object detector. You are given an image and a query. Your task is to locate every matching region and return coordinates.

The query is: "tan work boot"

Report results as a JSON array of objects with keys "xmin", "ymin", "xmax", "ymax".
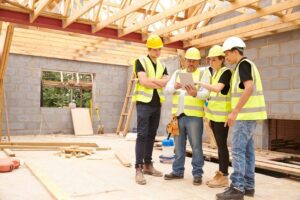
[
  {"xmin": 143, "ymin": 162, "xmax": 163, "ymax": 177},
  {"xmin": 207, "ymin": 171, "xmax": 229, "ymax": 188},
  {"xmin": 135, "ymin": 165, "xmax": 146, "ymax": 185}
]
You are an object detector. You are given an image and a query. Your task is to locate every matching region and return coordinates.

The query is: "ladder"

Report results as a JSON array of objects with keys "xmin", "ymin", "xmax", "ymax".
[{"xmin": 116, "ymin": 72, "xmax": 137, "ymax": 136}]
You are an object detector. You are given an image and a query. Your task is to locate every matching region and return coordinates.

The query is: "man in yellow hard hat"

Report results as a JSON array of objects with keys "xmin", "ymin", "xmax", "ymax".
[
  {"xmin": 132, "ymin": 34, "xmax": 169, "ymax": 185},
  {"xmin": 216, "ymin": 37, "xmax": 267, "ymax": 200},
  {"xmin": 164, "ymin": 47, "xmax": 210, "ymax": 185}
]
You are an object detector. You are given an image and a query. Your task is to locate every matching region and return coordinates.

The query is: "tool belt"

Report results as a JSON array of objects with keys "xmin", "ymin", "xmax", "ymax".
[{"xmin": 166, "ymin": 115, "xmax": 179, "ymax": 136}]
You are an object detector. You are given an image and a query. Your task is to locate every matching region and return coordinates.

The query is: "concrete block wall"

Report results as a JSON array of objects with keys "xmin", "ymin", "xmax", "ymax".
[
  {"xmin": 245, "ymin": 29, "xmax": 300, "ymax": 120},
  {"xmin": 3, "ymin": 54, "xmax": 128, "ymax": 135}
]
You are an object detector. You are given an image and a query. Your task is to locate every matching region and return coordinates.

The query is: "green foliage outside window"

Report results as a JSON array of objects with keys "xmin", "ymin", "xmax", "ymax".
[{"xmin": 41, "ymin": 71, "xmax": 93, "ymax": 108}]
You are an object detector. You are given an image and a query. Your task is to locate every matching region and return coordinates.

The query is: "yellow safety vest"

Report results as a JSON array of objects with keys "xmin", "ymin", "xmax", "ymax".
[
  {"xmin": 231, "ymin": 59, "xmax": 267, "ymax": 120},
  {"xmin": 132, "ymin": 56, "xmax": 166, "ymax": 103},
  {"xmin": 172, "ymin": 68, "xmax": 205, "ymax": 117},
  {"xmin": 205, "ymin": 66, "xmax": 231, "ymax": 122}
]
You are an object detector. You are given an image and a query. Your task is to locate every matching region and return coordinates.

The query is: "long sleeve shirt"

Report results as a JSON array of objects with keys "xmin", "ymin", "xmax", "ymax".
[{"xmin": 164, "ymin": 67, "xmax": 211, "ymax": 116}]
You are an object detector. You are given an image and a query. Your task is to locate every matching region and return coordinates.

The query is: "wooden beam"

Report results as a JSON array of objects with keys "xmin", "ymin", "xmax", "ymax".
[
  {"xmin": 92, "ymin": 0, "xmax": 153, "ymax": 33},
  {"xmin": 186, "ymin": 2, "xmax": 205, "ymax": 32},
  {"xmin": 63, "ymin": 0, "xmax": 71, "ymax": 17},
  {"xmin": 191, "ymin": 12, "xmax": 300, "ymax": 48},
  {"xmin": 168, "ymin": 0, "xmax": 300, "ymax": 44},
  {"xmin": 3, "ymin": 148, "xmax": 15, "ymax": 157},
  {"xmin": 114, "ymin": 151, "xmax": 131, "ymax": 167},
  {"xmin": 63, "ymin": 0, "xmax": 103, "ymax": 28},
  {"xmin": 153, "ymin": 0, "xmax": 260, "ymax": 37},
  {"xmin": 118, "ymin": 0, "xmax": 131, "ymax": 28},
  {"xmin": 25, "ymin": 162, "xmax": 71, "ymax": 200},
  {"xmin": 119, "ymin": 0, "xmax": 205, "ymax": 37},
  {"xmin": 30, "ymin": 0, "xmax": 53, "ymax": 23},
  {"xmin": 0, "ymin": 23, "xmax": 13, "ymax": 143},
  {"xmin": 0, "ymin": 142, "xmax": 99, "ymax": 147},
  {"xmin": 3, "ymin": 0, "xmax": 33, "ymax": 12}
]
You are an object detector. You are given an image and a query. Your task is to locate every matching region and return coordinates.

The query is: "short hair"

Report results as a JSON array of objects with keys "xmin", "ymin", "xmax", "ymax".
[{"xmin": 231, "ymin": 47, "xmax": 244, "ymax": 56}]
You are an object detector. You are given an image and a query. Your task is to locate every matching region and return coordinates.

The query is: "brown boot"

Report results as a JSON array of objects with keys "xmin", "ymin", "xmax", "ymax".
[
  {"xmin": 143, "ymin": 162, "xmax": 163, "ymax": 177},
  {"xmin": 207, "ymin": 171, "xmax": 229, "ymax": 188},
  {"xmin": 135, "ymin": 165, "xmax": 146, "ymax": 185}
]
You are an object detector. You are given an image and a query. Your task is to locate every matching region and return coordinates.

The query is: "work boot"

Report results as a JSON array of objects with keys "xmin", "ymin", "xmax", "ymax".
[
  {"xmin": 216, "ymin": 186, "xmax": 244, "ymax": 200},
  {"xmin": 135, "ymin": 165, "xmax": 146, "ymax": 185},
  {"xmin": 164, "ymin": 172, "xmax": 184, "ymax": 180},
  {"xmin": 193, "ymin": 177, "xmax": 202, "ymax": 185},
  {"xmin": 244, "ymin": 188, "xmax": 255, "ymax": 197},
  {"xmin": 207, "ymin": 171, "xmax": 229, "ymax": 188},
  {"xmin": 143, "ymin": 162, "xmax": 163, "ymax": 177}
]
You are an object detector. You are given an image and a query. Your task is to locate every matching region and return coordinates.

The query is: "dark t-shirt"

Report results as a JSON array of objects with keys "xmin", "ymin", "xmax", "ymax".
[
  {"xmin": 218, "ymin": 70, "xmax": 232, "ymax": 95},
  {"xmin": 236, "ymin": 57, "xmax": 253, "ymax": 89},
  {"xmin": 209, "ymin": 67, "xmax": 232, "ymax": 95},
  {"xmin": 135, "ymin": 56, "xmax": 168, "ymax": 107}
]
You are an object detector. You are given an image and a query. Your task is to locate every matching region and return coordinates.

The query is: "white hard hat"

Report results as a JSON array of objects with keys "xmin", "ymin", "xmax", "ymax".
[{"xmin": 222, "ymin": 36, "xmax": 246, "ymax": 52}]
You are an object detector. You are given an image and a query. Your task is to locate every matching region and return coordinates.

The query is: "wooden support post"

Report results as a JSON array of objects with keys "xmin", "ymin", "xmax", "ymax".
[
  {"xmin": 3, "ymin": 85, "xmax": 10, "ymax": 142},
  {"xmin": 0, "ymin": 23, "xmax": 14, "ymax": 143}
]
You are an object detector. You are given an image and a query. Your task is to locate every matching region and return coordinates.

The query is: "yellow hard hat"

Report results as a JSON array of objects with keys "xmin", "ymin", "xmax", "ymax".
[
  {"xmin": 207, "ymin": 45, "xmax": 225, "ymax": 58},
  {"xmin": 185, "ymin": 47, "xmax": 201, "ymax": 60},
  {"xmin": 146, "ymin": 35, "xmax": 163, "ymax": 49}
]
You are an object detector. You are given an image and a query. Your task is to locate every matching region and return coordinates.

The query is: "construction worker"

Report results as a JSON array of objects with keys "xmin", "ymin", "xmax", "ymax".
[
  {"xmin": 200, "ymin": 45, "xmax": 232, "ymax": 188},
  {"xmin": 216, "ymin": 37, "xmax": 267, "ymax": 200},
  {"xmin": 133, "ymin": 34, "xmax": 169, "ymax": 185},
  {"xmin": 164, "ymin": 47, "xmax": 210, "ymax": 185}
]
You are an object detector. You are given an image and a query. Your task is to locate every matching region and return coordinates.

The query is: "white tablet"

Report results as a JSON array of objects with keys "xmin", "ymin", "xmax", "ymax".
[{"xmin": 178, "ymin": 72, "xmax": 194, "ymax": 86}]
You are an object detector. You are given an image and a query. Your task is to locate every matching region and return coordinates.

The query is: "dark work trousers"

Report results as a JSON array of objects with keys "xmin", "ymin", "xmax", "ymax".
[
  {"xmin": 210, "ymin": 120, "xmax": 229, "ymax": 176},
  {"xmin": 135, "ymin": 104, "xmax": 161, "ymax": 168}
]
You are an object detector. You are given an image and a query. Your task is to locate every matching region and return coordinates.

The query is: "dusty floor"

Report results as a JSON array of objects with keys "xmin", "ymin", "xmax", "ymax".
[{"xmin": 0, "ymin": 134, "xmax": 299, "ymax": 200}]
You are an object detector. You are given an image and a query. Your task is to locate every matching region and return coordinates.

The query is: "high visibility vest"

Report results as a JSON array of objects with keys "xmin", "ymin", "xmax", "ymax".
[
  {"xmin": 172, "ymin": 68, "xmax": 206, "ymax": 117},
  {"xmin": 231, "ymin": 59, "xmax": 267, "ymax": 120},
  {"xmin": 205, "ymin": 66, "xmax": 231, "ymax": 122},
  {"xmin": 132, "ymin": 56, "xmax": 166, "ymax": 103}
]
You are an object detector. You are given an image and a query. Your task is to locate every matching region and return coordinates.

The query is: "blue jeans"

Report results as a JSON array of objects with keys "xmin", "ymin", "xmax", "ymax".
[
  {"xmin": 172, "ymin": 115, "xmax": 204, "ymax": 178},
  {"xmin": 230, "ymin": 120, "xmax": 257, "ymax": 192}
]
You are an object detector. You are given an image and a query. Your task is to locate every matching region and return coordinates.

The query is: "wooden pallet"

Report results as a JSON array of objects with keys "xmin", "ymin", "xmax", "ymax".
[{"xmin": 186, "ymin": 144, "xmax": 300, "ymax": 177}]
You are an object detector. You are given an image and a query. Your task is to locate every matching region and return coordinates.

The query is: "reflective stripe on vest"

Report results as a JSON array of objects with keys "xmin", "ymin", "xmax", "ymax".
[
  {"xmin": 172, "ymin": 68, "xmax": 205, "ymax": 117},
  {"xmin": 231, "ymin": 59, "xmax": 267, "ymax": 120},
  {"xmin": 132, "ymin": 56, "xmax": 166, "ymax": 103},
  {"xmin": 205, "ymin": 66, "xmax": 231, "ymax": 122}
]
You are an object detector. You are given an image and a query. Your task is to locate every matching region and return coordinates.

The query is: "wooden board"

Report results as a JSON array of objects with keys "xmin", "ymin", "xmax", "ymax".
[
  {"xmin": 114, "ymin": 151, "xmax": 131, "ymax": 167},
  {"xmin": 0, "ymin": 142, "xmax": 98, "ymax": 147},
  {"xmin": 3, "ymin": 148, "xmax": 15, "ymax": 157},
  {"xmin": 25, "ymin": 162, "xmax": 71, "ymax": 200},
  {"xmin": 71, "ymin": 108, "xmax": 94, "ymax": 136}
]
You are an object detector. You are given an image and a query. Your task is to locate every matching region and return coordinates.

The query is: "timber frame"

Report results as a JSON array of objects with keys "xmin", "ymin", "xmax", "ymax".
[{"xmin": 0, "ymin": 0, "xmax": 299, "ymax": 65}]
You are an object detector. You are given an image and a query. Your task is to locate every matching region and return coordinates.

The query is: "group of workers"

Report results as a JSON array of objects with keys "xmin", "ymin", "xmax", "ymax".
[{"xmin": 132, "ymin": 34, "xmax": 267, "ymax": 200}]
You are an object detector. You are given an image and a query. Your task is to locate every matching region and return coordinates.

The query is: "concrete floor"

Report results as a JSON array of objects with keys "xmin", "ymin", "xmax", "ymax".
[{"xmin": 0, "ymin": 134, "xmax": 299, "ymax": 200}]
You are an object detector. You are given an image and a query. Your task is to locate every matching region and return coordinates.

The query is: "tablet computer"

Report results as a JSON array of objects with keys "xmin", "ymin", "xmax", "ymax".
[{"xmin": 178, "ymin": 72, "xmax": 194, "ymax": 86}]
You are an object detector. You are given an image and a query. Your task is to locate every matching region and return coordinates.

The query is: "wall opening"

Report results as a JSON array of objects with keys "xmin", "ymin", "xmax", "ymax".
[
  {"xmin": 41, "ymin": 70, "xmax": 93, "ymax": 108},
  {"xmin": 269, "ymin": 119, "xmax": 300, "ymax": 154}
]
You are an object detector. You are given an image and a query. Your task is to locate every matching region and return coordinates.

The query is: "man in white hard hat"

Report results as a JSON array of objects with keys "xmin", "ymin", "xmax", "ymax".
[
  {"xmin": 216, "ymin": 37, "xmax": 267, "ymax": 200},
  {"xmin": 164, "ymin": 47, "xmax": 210, "ymax": 185}
]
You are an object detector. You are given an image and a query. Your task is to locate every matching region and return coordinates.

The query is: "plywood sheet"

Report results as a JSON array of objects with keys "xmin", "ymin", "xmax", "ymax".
[{"xmin": 71, "ymin": 108, "xmax": 93, "ymax": 136}]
